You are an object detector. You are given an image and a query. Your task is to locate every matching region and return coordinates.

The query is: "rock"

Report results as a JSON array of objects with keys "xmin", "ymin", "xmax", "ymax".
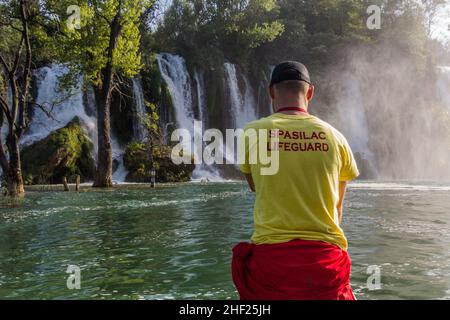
[
  {"xmin": 21, "ymin": 117, "xmax": 95, "ymax": 185},
  {"xmin": 123, "ymin": 142, "xmax": 195, "ymax": 183},
  {"xmin": 354, "ymin": 152, "xmax": 377, "ymax": 180}
]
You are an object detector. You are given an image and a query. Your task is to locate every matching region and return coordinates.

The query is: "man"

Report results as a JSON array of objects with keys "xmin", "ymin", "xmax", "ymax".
[{"xmin": 232, "ymin": 61, "xmax": 359, "ymax": 300}]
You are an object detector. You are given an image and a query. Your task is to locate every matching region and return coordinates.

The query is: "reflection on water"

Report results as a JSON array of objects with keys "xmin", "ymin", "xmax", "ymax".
[{"xmin": 0, "ymin": 181, "xmax": 449, "ymax": 299}]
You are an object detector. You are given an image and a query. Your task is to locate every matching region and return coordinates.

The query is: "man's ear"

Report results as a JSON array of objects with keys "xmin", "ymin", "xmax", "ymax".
[
  {"xmin": 269, "ymin": 86, "xmax": 275, "ymax": 100},
  {"xmin": 306, "ymin": 85, "xmax": 315, "ymax": 101}
]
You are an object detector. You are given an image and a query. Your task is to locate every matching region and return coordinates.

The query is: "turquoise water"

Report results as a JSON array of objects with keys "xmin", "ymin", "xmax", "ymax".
[{"xmin": 0, "ymin": 181, "xmax": 449, "ymax": 299}]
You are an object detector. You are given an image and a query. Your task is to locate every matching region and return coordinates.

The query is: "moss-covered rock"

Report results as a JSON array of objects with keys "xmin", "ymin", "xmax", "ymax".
[
  {"xmin": 123, "ymin": 142, "xmax": 194, "ymax": 183},
  {"xmin": 21, "ymin": 117, "xmax": 95, "ymax": 185}
]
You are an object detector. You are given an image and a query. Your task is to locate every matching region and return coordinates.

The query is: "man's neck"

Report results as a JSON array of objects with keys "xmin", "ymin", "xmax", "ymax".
[
  {"xmin": 274, "ymin": 104, "xmax": 308, "ymax": 114},
  {"xmin": 273, "ymin": 98, "xmax": 308, "ymax": 114}
]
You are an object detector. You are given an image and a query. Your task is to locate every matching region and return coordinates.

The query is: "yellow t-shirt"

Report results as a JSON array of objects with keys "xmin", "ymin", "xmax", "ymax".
[{"xmin": 240, "ymin": 112, "xmax": 359, "ymax": 251}]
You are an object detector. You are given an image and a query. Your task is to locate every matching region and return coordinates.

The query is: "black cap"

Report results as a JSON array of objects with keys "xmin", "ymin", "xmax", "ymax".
[{"xmin": 270, "ymin": 61, "xmax": 311, "ymax": 86}]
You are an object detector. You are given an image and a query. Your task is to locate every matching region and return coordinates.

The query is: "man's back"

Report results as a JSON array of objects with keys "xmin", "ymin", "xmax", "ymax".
[
  {"xmin": 233, "ymin": 61, "xmax": 358, "ymax": 300},
  {"xmin": 240, "ymin": 112, "xmax": 359, "ymax": 250}
]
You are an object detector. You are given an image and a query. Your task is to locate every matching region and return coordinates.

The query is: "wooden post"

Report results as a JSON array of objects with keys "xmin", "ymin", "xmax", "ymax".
[
  {"xmin": 150, "ymin": 167, "xmax": 156, "ymax": 188},
  {"xmin": 75, "ymin": 175, "xmax": 80, "ymax": 191},
  {"xmin": 63, "ymin": 177, "xmax": 69, "ymax": 192}
]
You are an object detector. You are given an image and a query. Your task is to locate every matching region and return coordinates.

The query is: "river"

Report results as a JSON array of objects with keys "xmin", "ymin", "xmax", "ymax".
[{"xmin": 0, "ymin": 181, "xmax": 449, "ymax": 299}]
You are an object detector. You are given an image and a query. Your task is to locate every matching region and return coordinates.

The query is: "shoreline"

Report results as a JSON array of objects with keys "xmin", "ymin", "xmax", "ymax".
[
  {"xmin": 17, "ymin": 179, "xmax": 450, "ymax": 193},
  {"xmin": 23, "ymin": 180, "xmax": 244, "ymax": 192}
]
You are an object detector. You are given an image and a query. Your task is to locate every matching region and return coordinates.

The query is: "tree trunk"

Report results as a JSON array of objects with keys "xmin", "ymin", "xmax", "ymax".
[
  {"xmin": 75, "ymin": 174, "xmax": 80, "ymax": 191},
  {"xmin": 91, "ymin": 6, "xmax": 123, "ymax": 188},
  {"xmin": 5, "ymin": 134, "xmax": 24, "ymax": 197},
  {"xmin": 0, "ymin": 0, "xmax": 31, "ymax": 197},
  {"xmin": 93, "ymin": 84, "xmax": 113, "ymax": 188}
]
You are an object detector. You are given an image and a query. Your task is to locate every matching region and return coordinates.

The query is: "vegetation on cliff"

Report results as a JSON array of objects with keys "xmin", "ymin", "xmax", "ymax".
[
  {"xmin": 21, "ymin": 117, "xmax": 95, "ymax": 185},
  {"xmin": 124, "ymin": 142, "xmax": 194, "ymax": 183}
]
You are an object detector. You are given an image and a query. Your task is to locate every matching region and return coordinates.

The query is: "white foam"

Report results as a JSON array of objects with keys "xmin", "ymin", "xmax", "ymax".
[{"xmin": 349, "ymin": 181, "xmax": 450, "ymax": 191}]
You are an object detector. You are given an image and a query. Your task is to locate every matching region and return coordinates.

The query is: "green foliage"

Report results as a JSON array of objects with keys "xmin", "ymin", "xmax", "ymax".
[
  {"xmin": 151, "ymin": 0, "xmax": 446, "ymax": 74},
  {"xmin": 141, "ymin": 101, "xmax": 160, "ymax": 140},
  {"xmin": 141, "ymin": 57, "xmax": 162, "ymax": 104},
  {"xmin": 259, "ymin": 0, "xmax": 373, "ymax": 68},
  {"xmin": 43, "ymin": 0, "xmax": 154, "ymax": 86},
  {"xmin": 382, "ymin": 11, "xmax": 428, "ymax": 64},
  {"xmin": 155, "ymin": 0, "xmax": 284, "ymax": 65},
  {"xmin": 123, "ymin": 141, "xmax": 194, "ymax": 183},
  {"xmin": 141, "ymin": 60, "xmax": 176, "ymax": 132}
]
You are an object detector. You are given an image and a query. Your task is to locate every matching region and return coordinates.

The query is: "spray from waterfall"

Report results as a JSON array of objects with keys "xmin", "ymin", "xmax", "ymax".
[
  {"xmin": 332, "ymin": 72, "xmax": 377, "ymax": 177},
  {"xmin": 320, "ymin": 46, "xmax": 450, "ymax": 180}
]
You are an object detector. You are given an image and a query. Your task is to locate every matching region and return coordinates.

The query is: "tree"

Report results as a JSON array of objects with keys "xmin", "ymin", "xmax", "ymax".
[
  {"xmin": 155, "ymin": 0, "xmax": 284, "ymax": 64},
  {"xmin": 44, "ymin": 0, "xmax": 155, "ymax": 187},
  {"xmin": 421, "ymin": 0, "xmax": 446, "ymax": 37},
  {"xmin": 0, "ymin": 0, "xmax": 34, "ymax": 197}
]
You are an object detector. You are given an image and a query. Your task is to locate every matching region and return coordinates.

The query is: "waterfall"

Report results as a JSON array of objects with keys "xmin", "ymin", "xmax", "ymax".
[
  {"xmin": 157, "ymin": 53, "xmax": 222, "ymax": 181},
  {"xmin": 131, "ymin": 77, "xmax": 147, "ymax": 141},
  {"xmin": 23, "ymin": 64, "xmax": 128, "ymax": 183},
  {"xmin": 335, "ymin": 74, "xmax": 371, "ymax": 155},
  {"xmin": 157, "ymin": 53, "xmax": 195, "ymax": 131},
  {"xmin": 222, "ymin": 63, "xmax": 259, "ymax": 169},
  {"xmin": 193, "ymin": 69, "xmax": 206, "ymax": 122},
  {"xmin": 192, "ymin": 69, "xmax": 222, "ymax": 180},
  {"xmin": 334, "ymin": 72, "xmax": 377, "ymax": 177},
  {"xmin": 22, "ymin": 64, "xmax": 97, "ymax": 147},
  {"xmin": 224, "ymin": 63, "xmax": 257, "ymax": 129},
  {"xmin": 111, "ymin": 138, "xmax": 128, "ymax": 183},
  {"xmin": 224, "ymin": 63, "xmax": 243, "ymax": 128},
  {"xmin": 243, "ymin": 74, "xmax": 257, "ymax": 120},
  {"xmin": 437, "ymin": 66, "xmax": 450, "ymax": 110}
]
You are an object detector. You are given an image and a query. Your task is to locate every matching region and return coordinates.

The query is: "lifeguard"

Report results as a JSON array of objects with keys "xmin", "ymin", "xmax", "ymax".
[{"xmin": 233, "ymin": 61, "xmax": 359, "ymax": 300}]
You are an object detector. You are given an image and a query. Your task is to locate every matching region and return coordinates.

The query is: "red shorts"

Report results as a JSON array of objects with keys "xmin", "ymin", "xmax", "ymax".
[{"xmin": 232, "ymin": 239, "xmax": 355, "ymax": 300}]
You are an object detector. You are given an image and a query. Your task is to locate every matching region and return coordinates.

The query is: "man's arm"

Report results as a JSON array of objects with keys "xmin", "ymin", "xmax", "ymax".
[
  {"xmin": 244, "ymin": 173, "xmax": 255, "ymax": 192},
  {"xmin": 337, "ymin": 181, "xmax": 347, "ymax": 224}
]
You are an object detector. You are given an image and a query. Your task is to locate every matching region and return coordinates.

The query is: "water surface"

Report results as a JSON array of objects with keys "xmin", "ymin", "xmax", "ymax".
[{"xmin": 0, "ymin": 181, "xmax": 449, "ymax": 300}]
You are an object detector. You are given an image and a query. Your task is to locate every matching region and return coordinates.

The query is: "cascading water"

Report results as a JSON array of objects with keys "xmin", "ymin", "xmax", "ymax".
[
  {"xmin": 23, "ymin": 64, "xmax": 128, "ymax": 183},
  {"xmin": 7, "ymin": 57, "xmax": 449, "ymax": 184},
  {"xmin": 192, "ymin": 69, "xmax": 222, "ymax": 180},
  {"xmin": 157, "ymin": 53, "xmax": 195, "ymax": 131},
  {"xmin": 111, "ymin": 138, "xmax": 128, "ymax": 183},
  {"xmin": 222, "ymin": 63, "xmax": 259, "ymax": 169},
  {"xmin": 22, "ymin": 64, "xmax": 97, "ymax": 147},
  {"xmin": 157, "ymin": 53, "xmax": 222, "ymax": 181},
  {"xmin": 335, "ymin": 74, "xmax": 371, "ymax": 154},
  {"xmin": 334, "ymin": 72, "xmax": 377, "ymax": 177},
  {"xmin": 194, "ymin": 69, "xmax": 206, "ymax": 123},
  {"xmin": 437, "ymin": 66, "xmax": 450, "ymax": 110},
  {"xmin": 224, "ymin": 63, "xmax": 258, "ymax": 129},
  {"xmin": 243, "ymin": 75, "xmax": 258, "ymax": 121},
  {"xmin": 131, "ymin": 78, "xmax": 147, "ymax": 141}
]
